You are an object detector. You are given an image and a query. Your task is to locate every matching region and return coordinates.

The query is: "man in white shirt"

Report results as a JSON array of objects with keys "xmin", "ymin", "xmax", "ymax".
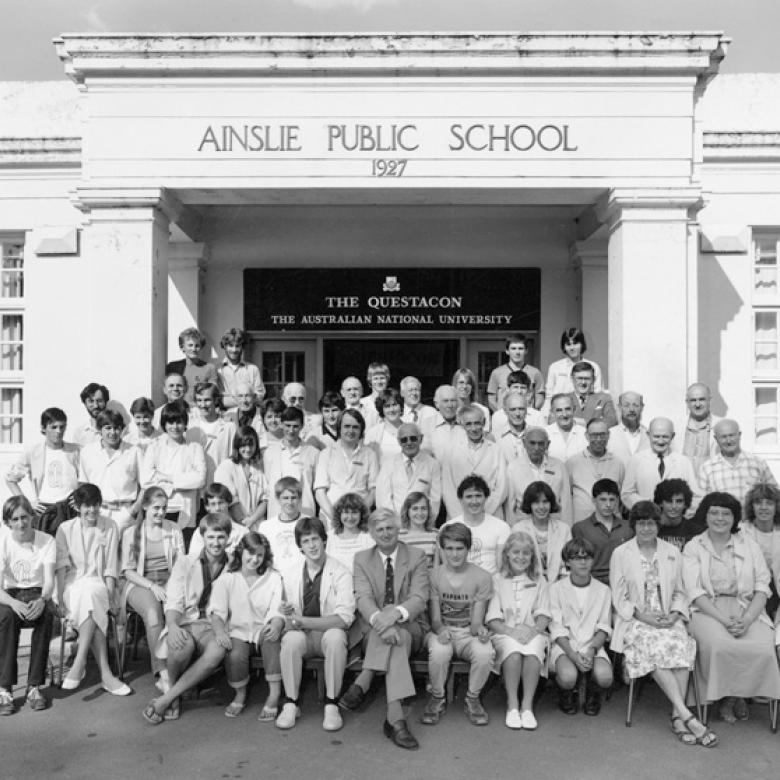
[
  {"xmin": 217, "ymin": 327, "xmax": 264, "ymax": 409},
  {"xmin": 622, "ymin": 417, "xmax": 699, "ymax": 510},
  {"xmin": 263, "ymin": 407, "xmax": 319, "ymax": 518},
  {"xmin": 223, "ymin": 381, "xmax": 267, "ymax": 446},
  {"xmin": 262, "ymin": 477, "xmax": 306, "ymax": 575},
  {"xmin": 376, "ymin": 423, "xmax": 442, "ymax": 517},
  {"xmin": 399, "ymin": 376, "xmax": 436, "ymax": 426},
  {"xmin": 421, "ymin": 385, "xmax": 465, "ymax": 462},
  {"xmin": 675, "ymin": 382, "xmax": 721, "ymax": 475},
  {"xmin": 608, "ymin": 391, "xmax": 650, "ymax": 467},
  {"xmin": 340, "ymin": 376, "xmax": 364, "ymax": 412},
  {"xmin": 492, "ymin": 373, "xmax": 545, "ymax": 441},
  {"xmin": 78, "ymin": 409, "xmax": 143, "ymax": 534},
  {"xmin": 545, "ymin": 393, "xmax": 587, "ymax": 463},
  {"xmin": 283, "ymin": 382, "xmax": 318, "ymax": 441},
  {"xmin": 185, "ymin": 382, "xmax": 236, "ymax": 489}
]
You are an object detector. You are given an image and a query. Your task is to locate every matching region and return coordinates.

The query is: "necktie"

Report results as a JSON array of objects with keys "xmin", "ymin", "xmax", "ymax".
[
  {"xmin": 579, "ymin": 395, "xmax": 587, "ymax": 409},
  {"xmin": 405, "ymin": 458, "xmax": 414, "ymax": 479},
  {"xmin": 658, "ymin": 453, "xmax": 665, "ymax": 478},
  {"xmin": 413, "ymin": 410, "xmax": 418, "ymax": 423},
  {"xmin": 384, "ymin": 556, "xmax": 395, "ymax": 606}
]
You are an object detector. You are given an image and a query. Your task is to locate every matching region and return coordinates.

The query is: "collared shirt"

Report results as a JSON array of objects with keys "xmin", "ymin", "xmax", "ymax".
[
  {"xmin": 314, "ymin": 442, "xmax": 378, "ymax": 504},
  {"xmin": 545, "ymin": 423, "xmax": 587, "ymax": 463},
  {"xmin": 682, "ymin": 415, "xmax": 718, "ymax": 474},
  {"xmin": 571, "ymin": 513, "xmax": 634, "ymax": 584},
  {"xmin": 699, "ymin": 450, "xmax": 777, "ymax": 504},
  {"xmin": 78, "ymin": 441, "xmax": 142, "ymax": 502},
  {"xmin": 218, "ymin": 359, "xmax": 265, "ymax": 406},
  {"xmin": 369, "ymin": 547, "xmax": 410, "ymax": 624},
  {"xmin": 567, "ymin": 449, "xmax": 625, "ymax": 523},
  {"xmin": 421, "ymin": 414, "xmax": 465, "ymax": 461},
  {"xmin": 73, "ymin": 421, "xmax": 101, "ymax": 449},
  {"xmin": 401, "ymin": 404, "xmax": 437, "ymax": 426}
]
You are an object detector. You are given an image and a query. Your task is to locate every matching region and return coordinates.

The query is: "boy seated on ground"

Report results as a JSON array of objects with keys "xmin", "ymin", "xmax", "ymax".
[
  {"xmin": 142, "ymin": 512, "xmax": 232, "ymax": 725},
  {"xmin": 421, "ymin": 522, "xmax": 494, "ymax": 727},
  {"xmin": 549, "ymin": 538, "xmax": 613, "ymax": 716}
]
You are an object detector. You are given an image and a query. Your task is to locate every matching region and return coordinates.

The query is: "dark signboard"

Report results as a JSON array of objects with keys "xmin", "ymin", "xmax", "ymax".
[{"xmin": 245, "ymin": 267, "xmax": 540, "ymax": 332}]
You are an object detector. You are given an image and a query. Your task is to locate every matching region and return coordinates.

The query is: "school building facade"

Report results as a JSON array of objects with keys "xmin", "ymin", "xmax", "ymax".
[{"xmin": 1, "ymin": 32, "xmax": 779, "ymax": 474}]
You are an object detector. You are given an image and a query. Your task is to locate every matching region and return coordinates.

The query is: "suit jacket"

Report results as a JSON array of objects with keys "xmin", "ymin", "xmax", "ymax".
[
  {"xmin": 279, "ymin": 555, "xmax": 355, "ymax": 629},
  {"xmin": 609, "ymin": 537, "xmax": 689, "ymax": 652},
  {"xmin": 353, "ymin": 542, "xmax": 429, "ymax": 635},
  {"xmin": 375, "ymin": 450, "xmax": 442, "ymax": 518},
  {"xmin": 569, "ymin": 392, "xmax": 617, "ymax": 428}
]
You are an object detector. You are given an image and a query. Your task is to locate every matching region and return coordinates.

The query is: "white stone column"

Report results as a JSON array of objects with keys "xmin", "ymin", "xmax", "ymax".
[
  {"xmin": 600, "ymin": 188, "xmax": 703, "ymax": 420},
  {"xmin": 570, "ymin": 239, "xmax": 608, "ymax": 389},
  {"xmin": 168, "ymin": 242, "xmax": 207, "ymax": 359},
  {"xmin": 74, "ymin": 189, "xmax": 172, "ymax": 407}
]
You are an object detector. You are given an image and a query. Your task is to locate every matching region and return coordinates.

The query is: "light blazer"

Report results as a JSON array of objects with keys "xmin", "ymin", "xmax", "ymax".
[
  {"xmin": 548, "ymin": 576, "xmax": 612, "ymax": 648},
  {"xmin": 353, "ymin": 542, "xmax": 430, "ymax": 634},
  {"xmin": 375, "ymin": 450, "xmax": 442, "ymax": 518},
  {"xmin": 682, "ymin": 531, "xmax": 773, "ymax": 628},
  {"xmin": 279, "ymin": 555, "xmax": 355, "ymax": 629},
  {"xmin": 514, "ymin": 517, "xmax": 572, "ymax": 583},
  {"xmin": 441, "ymin": 437, "xmax": 507, "ymax": 519},
  {"xmin": 55, "ymin": 515, "xmax": 120, "ymax": 584},
  {"xmin": 609, "ymin": 538, "xmax": 689, "ymax": 652},
  {"xmin": 5, "ymin": 442, "xmax": 80, "ymax": 501},
  {"xmin": 506, "ymin": 454, "xmax": 572, "ymax": 527}
]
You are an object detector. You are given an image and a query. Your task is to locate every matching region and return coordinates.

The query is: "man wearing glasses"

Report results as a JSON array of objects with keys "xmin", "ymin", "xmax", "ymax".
[{"xmin": 376, "ymin": 423, "xmax": 441, "ymax": 518}]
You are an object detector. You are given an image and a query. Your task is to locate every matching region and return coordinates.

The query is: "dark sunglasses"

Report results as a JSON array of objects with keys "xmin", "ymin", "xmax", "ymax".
[{"xmin": 398, "ymin": 436, "xmax": 420, "ymax": 444}]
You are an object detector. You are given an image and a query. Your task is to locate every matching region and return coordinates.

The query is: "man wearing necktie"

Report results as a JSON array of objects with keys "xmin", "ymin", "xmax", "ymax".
[
  {"xmin": 345, "ymin": 508, "xmax": 429, "ymax": 749},
  {"xmin": 400, "ymin": 376, "xmax": 436, "ymax": 427},
  {"xmin": 568, "ymin": 362, "xmax": 617, "ymax": 428},
  {"xmin": 375, "ymin": 423, "xmax": 442, "ymax": 518}
]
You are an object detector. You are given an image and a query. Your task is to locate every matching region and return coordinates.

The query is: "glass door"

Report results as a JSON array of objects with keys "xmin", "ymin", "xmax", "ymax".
[{"xmin": 250, "ymin": 339, "xmax": 317, "ymax": 410}]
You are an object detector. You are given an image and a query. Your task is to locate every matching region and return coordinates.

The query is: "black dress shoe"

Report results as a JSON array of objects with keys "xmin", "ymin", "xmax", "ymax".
[
  {"xmin": 338, "ymin": 684, "xmax": 366, "ymax": 711},
  {"xmin": 383, "ymin": 719, "xmax": 420, "ymax": 750},
  {"xmin": 558, "ymin": 688, "xmax": 578, "ymax": 715},
  {"xmin": 584, "ymin": 689, "xmax": 602, "ymax": 716}
]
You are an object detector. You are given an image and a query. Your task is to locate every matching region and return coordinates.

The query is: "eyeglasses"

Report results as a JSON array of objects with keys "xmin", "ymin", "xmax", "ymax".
[
  {"xmin": 399, "ymin": 436, "xmax": 419, "ymax": 444},
  {"xmin": 570, "ymin": 553, "xmax": 593, "ymax": 560}
]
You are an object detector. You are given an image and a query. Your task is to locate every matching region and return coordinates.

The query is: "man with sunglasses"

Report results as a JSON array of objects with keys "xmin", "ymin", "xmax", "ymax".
[{"xmin": 376, "ymin": 423, "xmax": 442, "ymax": 518}]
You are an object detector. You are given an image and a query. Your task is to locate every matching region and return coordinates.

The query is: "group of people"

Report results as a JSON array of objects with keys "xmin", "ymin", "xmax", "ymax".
[{"xmin": 0, "ymin": 325, "xmax": 779, "ymax": 752}]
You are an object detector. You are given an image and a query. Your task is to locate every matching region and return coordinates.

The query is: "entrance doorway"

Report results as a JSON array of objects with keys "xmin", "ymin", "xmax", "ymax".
[{"xmin": 323, "ymin": 338, "xmax": 459, "ymax": 406}]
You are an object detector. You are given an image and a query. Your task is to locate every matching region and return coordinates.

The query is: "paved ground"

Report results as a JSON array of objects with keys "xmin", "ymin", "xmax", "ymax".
[{"xmin": 3, "ymin": 643, "xmax": 779, "ymax": 780}]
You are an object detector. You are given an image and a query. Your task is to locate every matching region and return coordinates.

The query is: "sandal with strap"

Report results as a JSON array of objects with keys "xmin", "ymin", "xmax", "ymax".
[
  {"xmin": 258, "ymin": 705, "xmax": 278, "ymax": 722},
  {"xmin": 225, "ymin": 701, "xmax": 246, "ymax": 718},
  {"xmin": 684, "ymin": 715, "xmax": 718, "ymax": 748},
  {"xmin": 163, "ymin": 698, "xmax": 181, "ymax": 720},
  {"xmin": 142, "ymin": 703, "xmax": 164, "ymax": 725},
  {"xmin": 670, "ymin": 716, "xmax": 697, "ymax": 745}
]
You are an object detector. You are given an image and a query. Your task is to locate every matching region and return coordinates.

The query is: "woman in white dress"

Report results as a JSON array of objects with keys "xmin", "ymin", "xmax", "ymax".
[{"xmin": 55, "ymin": 483, "xmax": 130, "ymax": 695}]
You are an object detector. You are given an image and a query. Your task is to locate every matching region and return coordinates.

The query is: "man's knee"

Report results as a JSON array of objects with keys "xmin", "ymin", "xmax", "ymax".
[
  {"xmin": 281, "ymin": 630, "xmax": 308, "ymax": 657},
  {"xmin": 428, "ymin": 637, "xmax": 453, "ymax": 664},
  {"xmin": 468, "ymin": 641, "xmax": 494, "ymax": 666},
  {"xmin": 321, "ymin": 628, "xmax": 347, "ymax": 655}
]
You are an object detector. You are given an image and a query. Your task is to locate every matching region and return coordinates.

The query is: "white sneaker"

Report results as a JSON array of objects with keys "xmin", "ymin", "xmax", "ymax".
[
  {"xmin": 322, "ymin": 703, "xmax": 343, "ymax": 731},
  {"xmin": 520, "ymin": 710, "xmax": 538, "ymax": 730},
  {"xmin": 275, "ymin": 702, "xmax": 300, "ymax": 730},
  {"xmin": 505, "ymin": 708, "xmax": 523, "ymax": 729}
]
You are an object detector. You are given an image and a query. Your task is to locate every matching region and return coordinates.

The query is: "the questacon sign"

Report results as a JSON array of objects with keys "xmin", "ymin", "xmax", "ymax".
[{"xmin": 245, "ymin": 268, "xmax": 540, "ymax": 332}]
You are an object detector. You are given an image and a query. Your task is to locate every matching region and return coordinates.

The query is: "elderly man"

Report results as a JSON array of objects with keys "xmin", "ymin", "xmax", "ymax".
[
  {"xmin": 699, "ymin": 418, "xmax": 777, "ymax": 503},
  {"xmin": 347, "ymin": 509, "xmax": 430, "ymax": 750},
  {"xmin": 400, "ymin": 376, "xmax": 436, "ymax": 426},
  {"xmin": 224, "ymin": 381, "xmax": 267, "ymax": 444},
  {"xmin": 608, "ymin": 391, "xmax": 650, "ymax": 467},
  {"xmin": 569, "ymin": 362, "xmax": 617, "ymax": 428},
  {"xmin": 263, "ymin": 406, "xmax": 319, "ymax": 518},
  {"xmin": 441, "ymin": 405, "xmax": 506, "ymax": 520},
  {"xmin": 151, "ymin": 373, "xmax": 189, "ymax": 429},
  {"xmin": 505, "ymin": 426, "xmax": 572, "ymax": 525},
  {"xmin": 376, "ymin": 422, "xmax": 442, "ymax": 517},
  {"xmin": 492, "ymin": 374, "xmax": 545, "ymax": 441},
  {"xmin": 621, "ymin": 418, "xmax": 699, "ymax": 509},
  {"xmin": 567, "ymin": 419, "xmax": 625, "ymax": 523},
  {"xmin": 496, "ymin": 391, "xmax": 530, "ymax": 463},
  {"xmin": 545, "ymin": 393, "xmax": 587, "ymax": 463},
  {"xmin": 421, "ymin": 385, "xmax": 466, "ymax": 462},
  {"xmin": 675, "ymin": 383, "xmax": 721, "ymax": 474},
  {"xmin": 340, "ymin": 376, "xmax": 365, "ymax": 412}
]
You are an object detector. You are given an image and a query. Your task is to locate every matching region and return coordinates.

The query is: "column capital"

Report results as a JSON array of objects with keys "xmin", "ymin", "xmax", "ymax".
[
  {"xmin": 71, "ymin": 186, "xmax": 181, "ymax": 224},
  {"xmin": 596, "ymin": 187, "xmax": 705, "ymax": 232},
  {"xmin": 570, "ymin": 238, "xmax": 607, "ymax": 269},
  {"xmin": 169, "ymin": 241, "xmax": 208, "ymax": 271}
]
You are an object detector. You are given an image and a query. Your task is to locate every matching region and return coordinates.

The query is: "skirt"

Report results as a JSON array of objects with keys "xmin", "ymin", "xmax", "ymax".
[
  {"xmin": 492, "ymin": 633, "xmax": 548, "ymax": 675},
  {"xmin": 689, "ymin": 596, "xmax": 780, "ymax": 702},
  {"xmin": 64, "ymin": 576, "xmax": 110, "ymax": 635},
  {"xmin": 622, "ymin": 619, "xmax": 696, "ymax": 679}
]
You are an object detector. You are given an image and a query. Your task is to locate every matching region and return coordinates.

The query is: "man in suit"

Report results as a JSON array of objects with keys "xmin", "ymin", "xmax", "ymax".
[
  {"xmin": 276, "ymin": 516, "xmax": 355, "ymax": 732},
  {"xmin": 342, "ymin": 508, "xmax": 430, "ymax": 749},
  {"xmin": 569, "ymin": 362, "xmax": 617, "ymax": 428},
  {"xmin": 375, "ymin": 422, "xmax": 442, "ymax": 517}
]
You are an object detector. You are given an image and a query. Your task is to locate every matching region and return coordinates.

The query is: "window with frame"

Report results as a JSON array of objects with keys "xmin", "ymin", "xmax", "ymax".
[
  {"xmin": 0, "ymin": 236, "xmax": 24, "ymax": 445},
  {"xmin": 752, "ymin": 233, "xmax": 780, "ymax": 450}
]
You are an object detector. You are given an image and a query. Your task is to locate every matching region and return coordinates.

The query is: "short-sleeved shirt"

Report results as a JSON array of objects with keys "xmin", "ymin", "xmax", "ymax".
[
  {"xmin": 657, "ymin": 517, "xmax": 706, "ymax": 552},
  {"xmin": 442, "ymin": 514, "xmax": 510, "ymax": 575},
  {"xmin": 1, "ymin": 530, "xmax": 56, "ymax": 589},
  {"xmin": 487, "ymin": 362, "xmax": 544, "ymax": 409},
  {"xmin": 261, "ymin": 516, "xmax": 305, "ymax": 574},
  {"xmin": 571, "ymin": 513, "xmax": 634, "ymax": 584},
  {"xmin": 431, "ymin": 562, "xmax": 493, "ymax": 628}
]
